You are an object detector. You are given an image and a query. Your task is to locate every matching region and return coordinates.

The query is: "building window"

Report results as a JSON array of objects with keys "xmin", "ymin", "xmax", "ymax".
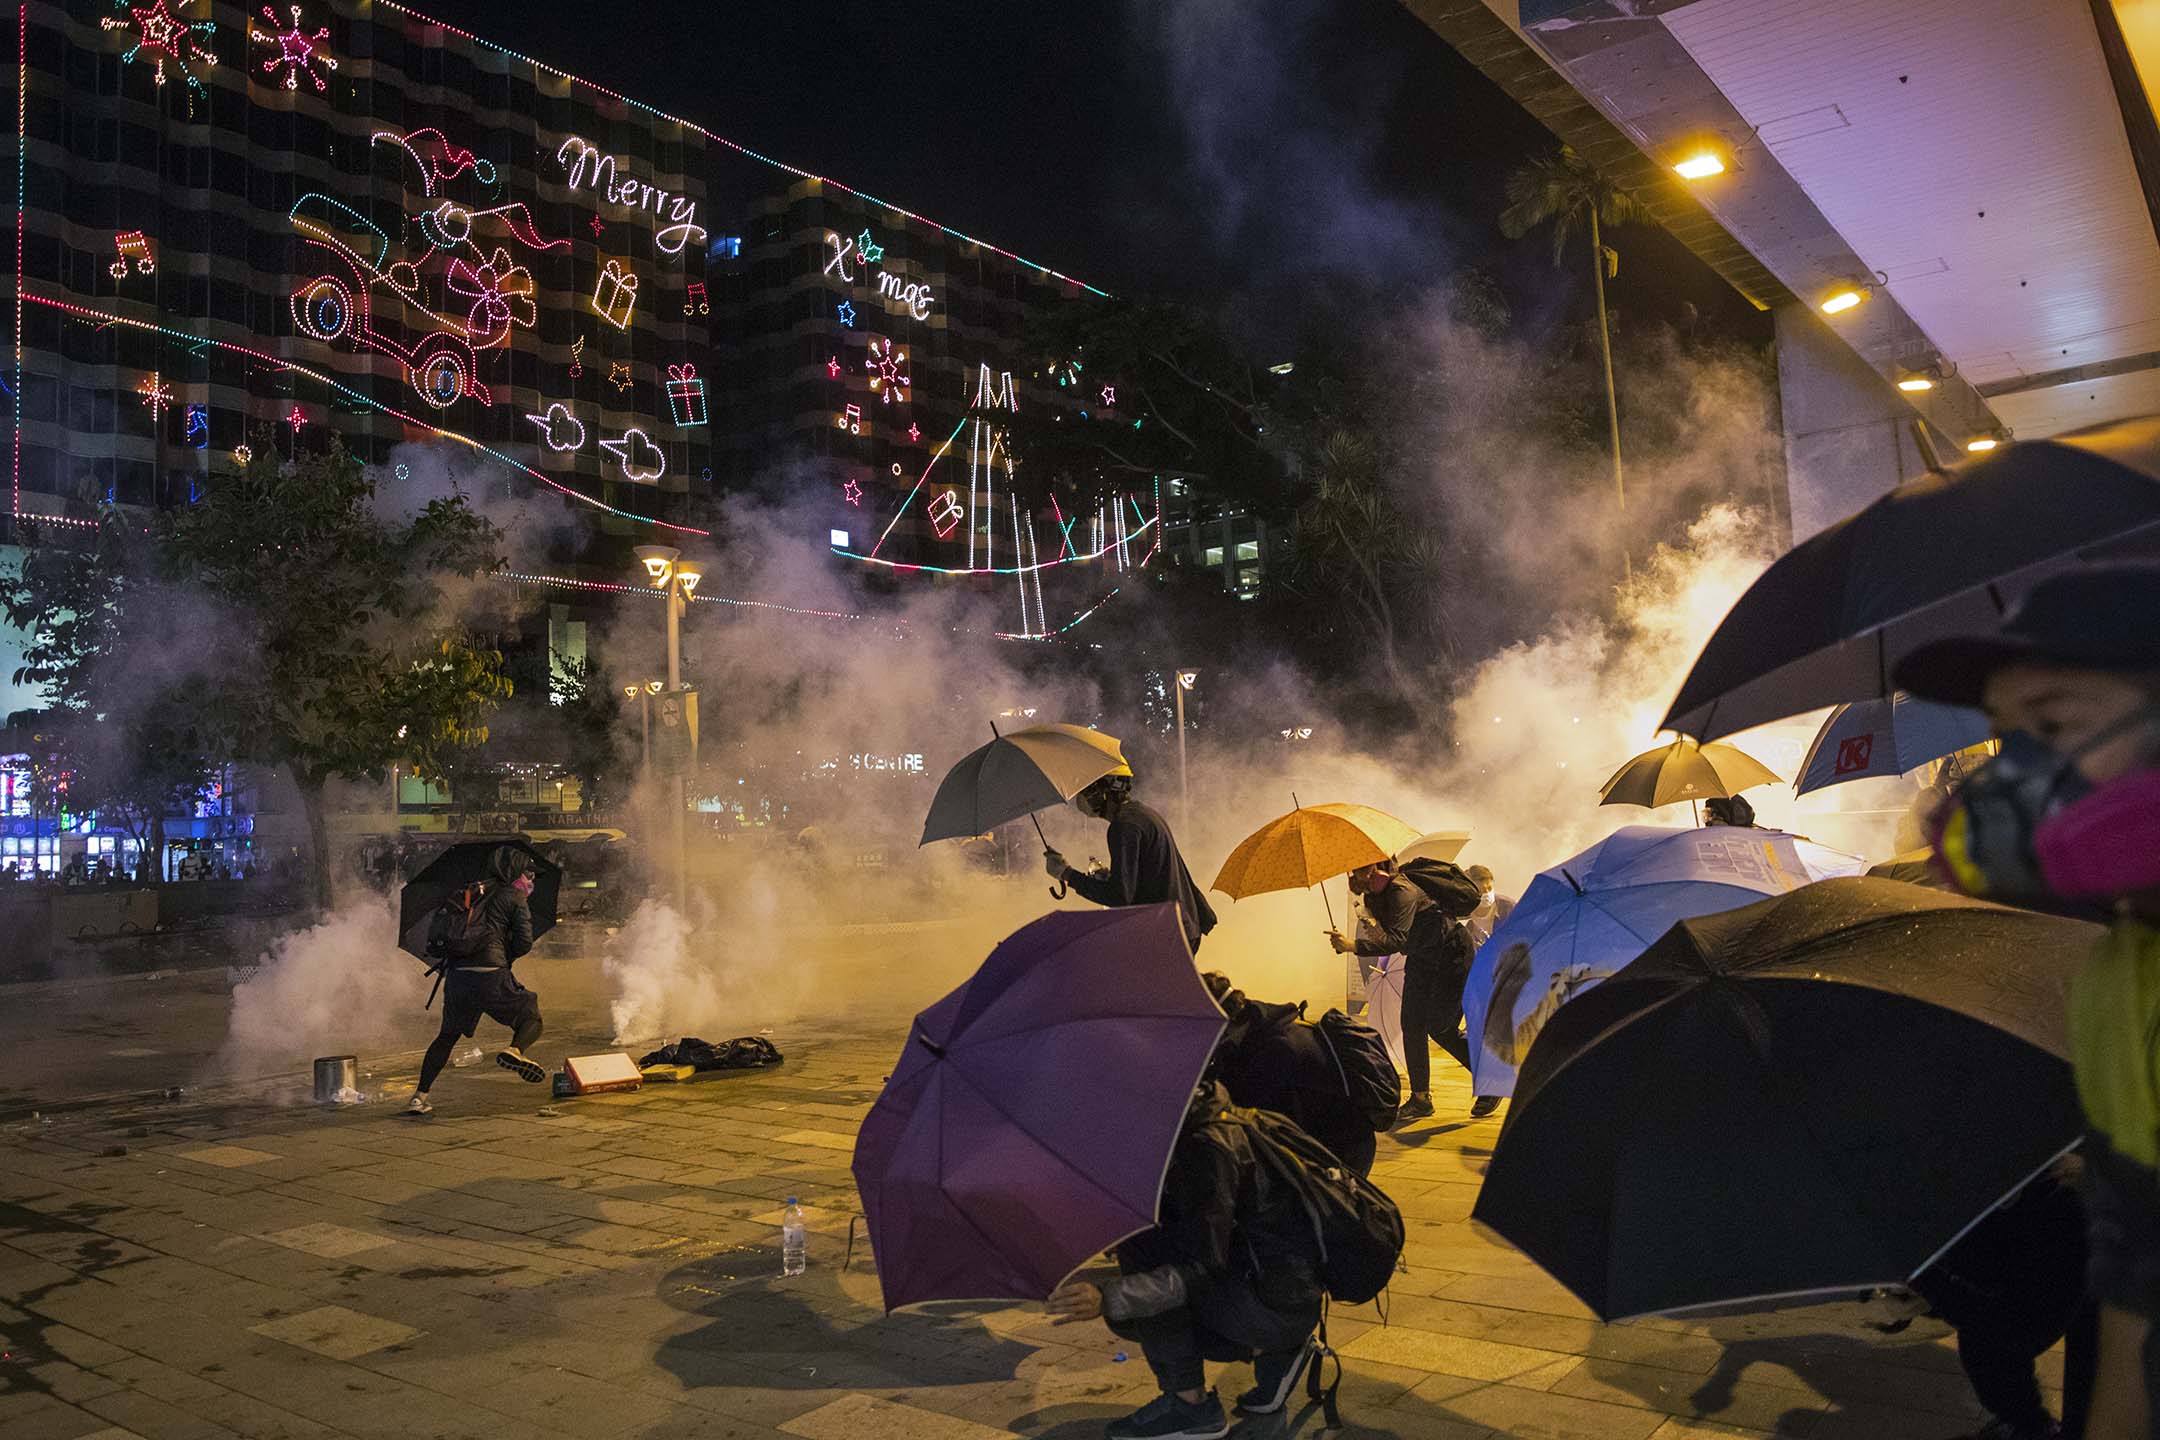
[{"xmin": 1204, "ymin": 546, "xmax": 1224, "ymax": 567}]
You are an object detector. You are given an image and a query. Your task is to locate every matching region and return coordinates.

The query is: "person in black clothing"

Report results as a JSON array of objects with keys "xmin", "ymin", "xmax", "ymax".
[
  {"xmin": 1200, "ymin": 972, "xmax": 1376, "ymax": 1177},
  {"xmin": 1703, "ymin": 795, "xmax": 1758, "ymax": 827},
  {"xmin": 1330, "ymin": 857, "xmax": 1494, "ymax": 1121},
  {"xmin": 1047, "ymin": 1082, "xmax": 1322, "ymax": 1439},
  {"xmin": 1046, "ymin": 766, "xmax": 1217, "ymax": 953},
  {"xmin": 405, "ymin": 846, "xmax": 545, "ymax": 1116},
  {"xmin": 1908, "ymin": 1156, "xmax": 2096, "ymax": 1440}
]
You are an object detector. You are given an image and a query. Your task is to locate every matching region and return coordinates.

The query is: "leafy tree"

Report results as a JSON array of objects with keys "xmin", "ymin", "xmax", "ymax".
[
  {"xmin": 2, "ymin": 512, "xmax": 221, "ymax": 882},
  {"xmin": 552, "ymin": 655, "xmax": 625, "ymax": 819},
  {"xmin": 1500, "ymin": 146, "xmax": 1651, "ymax": 566},
  {"xmin": 160, "ymin": 436, "xmax": 510, "ymax": 910}
]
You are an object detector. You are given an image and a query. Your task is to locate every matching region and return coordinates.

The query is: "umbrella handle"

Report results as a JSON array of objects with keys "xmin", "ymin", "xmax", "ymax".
[{"xmin": 1049, "ymin": 876, "xmax": 1069, "ymax": 900}]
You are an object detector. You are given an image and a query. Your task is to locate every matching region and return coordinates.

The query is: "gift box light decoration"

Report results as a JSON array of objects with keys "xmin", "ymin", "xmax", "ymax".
[{"xmin": 666, "ymin": 363, "xmax": 707, "ymax": 427}]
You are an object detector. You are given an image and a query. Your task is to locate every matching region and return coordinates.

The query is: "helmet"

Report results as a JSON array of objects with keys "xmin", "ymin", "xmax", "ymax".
[{"xmin": 1075, "ymin": 766, "xmax": 1134, "ymax": 817}]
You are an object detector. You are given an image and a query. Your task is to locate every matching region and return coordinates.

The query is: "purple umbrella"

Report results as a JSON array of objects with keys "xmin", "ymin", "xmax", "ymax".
[{"xmin": 852, "ymin": 904, "xmax": 1225, "ymax": 1312}]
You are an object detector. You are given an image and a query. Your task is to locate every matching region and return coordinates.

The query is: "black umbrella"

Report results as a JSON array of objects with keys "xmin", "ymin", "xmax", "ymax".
[
  {"xmin": 1662, "ymin": 416, "xmax": 2160, "ymax": 742},
  {"xmin": 397, "ymin": 840, "xmax": 562, "ymax": 960},
  {"xmin": 1472, "ymin": 877, "xmax": 2098, "ymax": 1321}
]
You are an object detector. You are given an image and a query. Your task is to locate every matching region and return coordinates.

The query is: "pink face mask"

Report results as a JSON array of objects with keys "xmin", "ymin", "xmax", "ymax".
[
  {"xmin": 2033, "ymin": 768, "xmax": 2160, "ymax": 901},
  {"xmin": 512, "ymin": 873, "xmax": 535, "ymax": 896}
]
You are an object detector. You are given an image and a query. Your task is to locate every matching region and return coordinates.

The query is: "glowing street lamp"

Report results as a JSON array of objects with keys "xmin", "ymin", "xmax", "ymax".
[
  {"xmin": 636, "ymin": 546, "xmax": 702, "ymax": 913},
  {"xmin": 1673, "ymin": 150, "xmax": 1726, "ymax": 181},
  {"xmin": 1820, "ymin": 287, "xmax": 1867, "ymax": 316},
  {"xmin": 1173, "ymin": 668, "xmax": 1198, "ymax": 832},
  {"xmin": 1966, "ymin": 435, "xmax": 2001, "ymax": 453},
  {"xmin": 634, "ymin": 543, "xmax": 679, "ymax": 583}
]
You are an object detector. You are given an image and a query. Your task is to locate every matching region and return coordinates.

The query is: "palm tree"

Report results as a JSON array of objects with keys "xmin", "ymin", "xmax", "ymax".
[{"xmin": 1500, "ymin": 147, "xmax": 1651, "ymax": 569}]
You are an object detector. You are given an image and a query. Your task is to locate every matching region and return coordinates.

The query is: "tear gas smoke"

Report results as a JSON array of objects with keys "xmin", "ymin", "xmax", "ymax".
[{"xmin": 218, "ymin": 895, "xmax": 420, "ymax": 1089}]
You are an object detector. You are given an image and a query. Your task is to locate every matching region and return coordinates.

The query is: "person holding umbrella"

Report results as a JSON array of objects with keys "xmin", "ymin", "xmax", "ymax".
[
  {"xmin": 405, "ymin": 845, "xmax": 546, "ymax": 1116},
  {"xmin": 1896, "ymin": 563, "xmax": 2160, "ymax": 1438},
  {"xmin": 1046, "ymin": 765, "xmax": 1217, "ymax": 954},
  {"xmin": 1330, "ymin": 857, "xmax": 1494, "ymax": 1121}
]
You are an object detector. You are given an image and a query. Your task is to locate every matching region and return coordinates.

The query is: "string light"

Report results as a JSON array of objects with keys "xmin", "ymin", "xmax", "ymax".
[
  {"xmin": 857, "ymin": 229, "xmax": 885, "ymax": 264},
  {"xmin": 249, "ymin": 4, "xmax": 336, "ymax": 93},
  {"xmin": 665, "ymin": 364, "xmax": 707, "ymax": 427},
  {"xmin": 24, "ymin": 296, "xmax": 707, "ymax": 535},
  {"xmin": 608, "ymin": 362, "xmax": 633, "ymax": 393},
  {"xmin": 836, "ymin": 301, "xmax": 856, "ymax": 328},
  {"xmin": 374, "ymin": 2, "xmax": 1108, "ymax": 298},
  {"xmin": 102, "ymin": 0, "xmax": 217, "ymax": 90},
  {"xmin": 825, "ymin": 355, "xmax": 841, "ymax": 379},
  {"xmin": 109, "ymin": 230, "xmax": 154, "ymax": 278},
  {"xmin": 232, "ymin": 444, "xmax": 253, "ymax": 465},
  {"xmin": 868, "ymin": 417, "xmax": 967, "ymax": 558},
  {"xmin": 591, "ymin": 258, "xmax": 638, "ymax": 330},
  {"xmin": 908, "ymin": 422, "xmax": 921, "ymax": 443},
  {"xmin": 842, "ymin": 479, "xmax": 863, "ymax": 506},
  {"xmin": 524, "ymin": 402, "xmax": 586, "ymax": 452},
  {"xmin": 136, "ymin": 371, "xmax": 174, "ymax": 423},
  {"xmin": 928, "ymin": 489, "xmax": 964, "ymax": 539},
  {"xmin": 552, "ymin": 136, "xmax": 706, "ymax": 255},
  {"xmin": 865, "ymin": 337, "xmax": 909, "ymax": 404},
  {"xmin": 598, "ymin": 428, "xmax": 666, "ymax": 484},
  {"xmin": 838, "ymin": 515, "xmax": 1158, "ymax": 577},
  {"xmin": 183, "ymin": 404, "xmax": 208, "ymax": 449},
  {"xmin": 997, "ymin": 586, "xmax": 1120, "ymax": 641},
  {"xmin": 497, "ymin": 570, "xmax": 864, "ymax": 622},
  {"xmin": 286, "ymin": 404, "xmax": 307, "ymax": 431},
  {"xmin": 1101, "ymin": 385, "xmax": 1115, "ymax": 406}
]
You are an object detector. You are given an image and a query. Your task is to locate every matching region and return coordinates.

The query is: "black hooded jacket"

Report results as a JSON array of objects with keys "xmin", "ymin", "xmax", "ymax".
[
  {"xmin": 1064, "ymin": 799, "xmax": 1218, "ymax": 950},
  {"xmin": 473, "ymin": 845, "xmax": 535, "ymax": 969},
  {"xmin": 1349, "ymin": 858, "xmax": 1481, "ymax": 976}
]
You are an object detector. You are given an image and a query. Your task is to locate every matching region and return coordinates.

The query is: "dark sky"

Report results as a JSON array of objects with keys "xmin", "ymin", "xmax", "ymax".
[{"xmin": 418, "ymin": 0, "xmax": 1765, "ymax": 343}]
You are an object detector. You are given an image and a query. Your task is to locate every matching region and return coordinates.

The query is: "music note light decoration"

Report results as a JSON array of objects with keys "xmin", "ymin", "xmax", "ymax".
[
  {"xmin": 835, "ymin": 403, "xmax": 862, "ymax": 436},
  {"xmin": 682, "ymin": 281, "xmax": 709, "ymax": 316},
  {"xmin": 110, "ymin": 231, "xmax": 155, "ymax": 279}
]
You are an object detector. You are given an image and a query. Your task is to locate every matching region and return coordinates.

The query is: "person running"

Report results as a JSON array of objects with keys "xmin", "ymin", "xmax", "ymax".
[
  {"xmin": 1046, "ymin": 765, "xmax": 1217, "ymax": 954},
  {"xmin": 406, "ymin": 846, "xmax": 545, "ymax": 1116},
  {"xmin": 1896, "ymin": 563, "xmax": 2160, "ymax": 1438},
  {"xmin": 1330, "ymin": 856, "xmax": 1494, "ymax": 1121},
  {"xmin": 1046, "ymin": 1081, "xmax": 1322, "ymax": 1439}
]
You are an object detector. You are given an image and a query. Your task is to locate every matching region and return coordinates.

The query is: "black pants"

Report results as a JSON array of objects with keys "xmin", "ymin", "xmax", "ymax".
[
  {"xmin": 1944, "ymin": 1300, "xmax": 2095, "ymax": 1432},
  {"xmin": 418, "ymin": 969, "xmax": 542, "ymax": 1091},
  {"xmin": 1105, "ymin": 1277, "xmax": 1319, "ymax": 1396},
  {"xmin": 1399, "ymin": 956, "xmax": 1472, "ymax": 1096}
]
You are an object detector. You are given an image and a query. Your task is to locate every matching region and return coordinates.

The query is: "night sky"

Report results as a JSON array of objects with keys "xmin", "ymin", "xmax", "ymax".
[{"xmin": 420, "ymin": 0, "xmax": 1766, "ymax": 344}]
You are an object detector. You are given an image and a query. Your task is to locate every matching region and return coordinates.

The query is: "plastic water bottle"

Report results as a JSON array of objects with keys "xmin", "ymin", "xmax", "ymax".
[{"xmin": 782, "ymin": 1198, "xmax": 807, "ymax": 1277}]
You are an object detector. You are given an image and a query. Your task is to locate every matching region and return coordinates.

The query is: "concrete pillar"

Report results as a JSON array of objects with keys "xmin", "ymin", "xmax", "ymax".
[{"xmin": 1774, "ymin": 302, "xmax": 1932, "ymax": 542}]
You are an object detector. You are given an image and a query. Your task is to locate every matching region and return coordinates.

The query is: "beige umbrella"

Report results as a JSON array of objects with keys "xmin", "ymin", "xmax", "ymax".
[
  {"xmin": 1598, "ymin": 737, "xmax": 1780, "ymax": 815},
  {"xmin": 1396, "ymin": 830, "xmax": 1471, "ymax": 865}
]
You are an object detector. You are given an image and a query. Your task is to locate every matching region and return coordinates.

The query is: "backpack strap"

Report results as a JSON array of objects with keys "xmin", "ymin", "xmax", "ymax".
[{"xmin": 1307, "ymin": 1303, "xmax": 1343, "ymax": 1430}]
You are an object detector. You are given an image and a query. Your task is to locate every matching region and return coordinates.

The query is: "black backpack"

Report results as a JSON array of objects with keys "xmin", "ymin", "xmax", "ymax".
[
  {"xmin": 1234, "ymin": 1104, "xmax": 1405, "ymax": 1306},
  {"xmin": 427, "ymin": 883, "xmax": 492, "ymax": 965},
  {"xmin": 1307, "ymin": 1008, "xmax": 1401, "ymax": 1131}
]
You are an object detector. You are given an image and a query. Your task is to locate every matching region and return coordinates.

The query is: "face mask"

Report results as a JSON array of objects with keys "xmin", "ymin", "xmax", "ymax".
[
  {"xmin": 1935, "ymin": 712, "xmax": 2160, "ymax": 906},
  {"xmin": 1480, "ymin": 890, "xmax": 1495, "ymax": 906}
]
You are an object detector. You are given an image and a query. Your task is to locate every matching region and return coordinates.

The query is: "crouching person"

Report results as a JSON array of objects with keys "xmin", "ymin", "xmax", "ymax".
[{"xmin": 1047, "ymin": 1082, "xmax": 1322, "ymax": 1439}]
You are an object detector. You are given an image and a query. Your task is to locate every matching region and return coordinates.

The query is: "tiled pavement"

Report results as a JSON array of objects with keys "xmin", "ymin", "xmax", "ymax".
[{"xmin": 0, "ymin": 1019, "xmax": 2053, "ymax": 1440}]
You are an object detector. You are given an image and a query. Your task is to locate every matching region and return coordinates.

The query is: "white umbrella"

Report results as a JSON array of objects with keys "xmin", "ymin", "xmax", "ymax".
[{"xmin": 919, "ymin": 724, "xmax": 1127, "ymax": 846}]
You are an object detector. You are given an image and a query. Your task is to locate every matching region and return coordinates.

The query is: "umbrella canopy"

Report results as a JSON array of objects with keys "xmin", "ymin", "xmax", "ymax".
[
  {"xmin": 1867, "ymin": 848, "xmax": 1953, "ymax": 890},
  {"xmin": 1663, "ymin": 417, "xmax": 2160, "ymax": 743},
  {"xmin": 919, "ymin": 724, "xmax": 1127, "ymax": 845},
  {"xmin": 1794, "ymin": 693, "xmax": 1992, "ymax": 796},
  {"xmin": 1462, "ymin": 825, "xmax": 1864, "ymax": 1096},
  {"xmin": 1396, "ymin": 830, "xmax": 1471, "ymax": 865},
  {"xmin": 1597, "ymin": 738, "xmax": 1781, "ymax": 809},
  {"xmin": 1473, "ymin": 877, "xmax": 2097, "ymax": 1321},
  {"xmin": 1364, "ymin": 955, "xmax": 1408, "ymax": 1076},
  {"xmin": 1212, "ymin": 803, "xmax": 1423, "ymax": 900},
  {"xmin": 851, "ymin": 904, "xmax": 1224, "ymax": 1311},
  {"xmin": 396, "ymin": 841, "xmax": 561, "ymax": 960}
]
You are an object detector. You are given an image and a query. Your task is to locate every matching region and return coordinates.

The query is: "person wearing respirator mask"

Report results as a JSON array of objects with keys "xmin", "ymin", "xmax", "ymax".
[
  {"xmin": 1897, "ymin": 564, "xmax": 2160, "ymax": 1440},
  {"xmin": 1046, "ymin": 764, "xmax": 1217, "ymax": 954}
]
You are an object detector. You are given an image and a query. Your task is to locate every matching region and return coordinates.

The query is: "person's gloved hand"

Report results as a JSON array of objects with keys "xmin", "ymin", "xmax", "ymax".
[
  {"xmin": 1044, "ymin": 849, "xmax": 1070, "ymax": 881},
  {"xmin": 1327, "ymin": 929, "xmax": 1352, "ymax": 954}
]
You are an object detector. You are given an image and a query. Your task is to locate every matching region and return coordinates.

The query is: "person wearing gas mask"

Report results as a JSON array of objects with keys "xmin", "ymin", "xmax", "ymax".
[
  {"xmin": 1046, "ymin": 764, "xmax": 1218, "ymax": 955},
  {"xmin": 1896, "ymin": 563, "xmax": 2160, "ymax": 1439}
]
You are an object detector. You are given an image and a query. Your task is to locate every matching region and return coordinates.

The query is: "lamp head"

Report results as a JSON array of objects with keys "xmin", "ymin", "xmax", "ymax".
[
  {"xmin": 645, "ymin": 679, "xmax": 664, "ymax": 695},
  {"xmin": 634, "ymin": 544, "xmax": 680, "ymax": 584},
  {"xmin": 673, "ymin": 561, "xmax": 703, "ymax": 596},
  {"xmin": 623, "ymin": 684, "xmax": 640, "ymax": 700}
]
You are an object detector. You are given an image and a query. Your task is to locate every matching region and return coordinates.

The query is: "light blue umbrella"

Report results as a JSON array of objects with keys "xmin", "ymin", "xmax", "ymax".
[
  {"xmin": 1794, "ymin": 692, "xmax": 1991, "ymax": 796},
  {"xmin": 1462, "ymin": 826, "xmax": 1864, "ymax": 1097}
]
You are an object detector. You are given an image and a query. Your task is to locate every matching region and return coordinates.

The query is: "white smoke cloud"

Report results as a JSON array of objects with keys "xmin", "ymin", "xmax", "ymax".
[{"xmin": 218, "ymin": 896, "xmax": 420, "ymax": 1090}]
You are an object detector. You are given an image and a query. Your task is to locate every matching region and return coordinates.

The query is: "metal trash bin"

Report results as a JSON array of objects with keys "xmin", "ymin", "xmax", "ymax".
[{"xmin": 312, "ymin": 1055, "xmax": 358, "ymax": 1103}]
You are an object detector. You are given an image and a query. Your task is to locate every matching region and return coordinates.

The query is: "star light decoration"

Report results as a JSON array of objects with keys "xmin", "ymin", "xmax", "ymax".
[
  {"xmin": 865, "ymin": 337, "xmax": 910, "ymax": 405},
  {"xmin": 589, "ymin": 215, "xmax": 606, "ymax": 238},
  {"xmin": 841, "ymin": 479, "xmax": 863, "ymax": 507},
  {"xmin": 835, "ymin": 301, "xmax": 856, "ymax": 328},
  {"xmin": 608, "ymin": 362, "xmax": 634, "ymax": 394},
  {"xmin": 1101, "ymin": 385, "xmax": 1116, "ymax": 406},
  {"xmin": 136, "ymin": 371, "xmax": 174, "ymax": 423},
  {"xmin": 908, "ymin": 422, "xmax": 921, "ymax": 443},
  {"xmin": 825, "ymin": 355, "xmax": 841, "ymax": 379},
  {"xmin": 103, "ymin": 0, "xmax": 219, "ymax": 91},
  {"xmin": 287, "ymin": 404, "xmax": 307, "ymax": 431},
  {"xmin": 249, "ymin": 5, "xmax": 336, "ymax": 93}
]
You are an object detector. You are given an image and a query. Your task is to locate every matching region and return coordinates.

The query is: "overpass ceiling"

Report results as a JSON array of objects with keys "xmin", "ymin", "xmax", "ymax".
[{"xmin": 1661, "ymin": 0, "xmax": 2160, "ymax": 438}]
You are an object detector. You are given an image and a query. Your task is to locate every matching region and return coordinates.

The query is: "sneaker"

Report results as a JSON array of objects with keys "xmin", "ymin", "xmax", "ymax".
[
  {"xmin": 496, "ymin": 1048, "xmax": 545, "ymax": 1083},
  {"xmin": 402, "ymin": 1094, "xmax": 433, "ymax": 1117},
  {"xmin": 1397, "ymin": 1094, "xmax": 1435, "ymax": 1124},
  {"xmin": 1237, "ymin": 1336, "xmax": 1316, "ymax": 1416},
  {"xmin": 1105, "ymin": 1391, "xmax": 1229, "ymax": 1440},
  {"xmin": 1469, "ymin": 1095, "xmax": 1502, "ymax": 1119}
]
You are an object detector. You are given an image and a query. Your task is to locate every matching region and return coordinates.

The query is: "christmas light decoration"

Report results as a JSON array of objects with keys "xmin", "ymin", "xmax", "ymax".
[
  {"xmin": 183, "ymin": 404, "xmax": 208, "ymax": 448},
  {"xmin": 836, "ymin": 403, "xmax": 862, "ymax": 436},
  {"xmin": 998, "ymin": 587, "xmax": 1121, "ymax": 642},
  {"xmin": 857, "ymin": 229, "xmax": 885, "ymax": 264},
  {"xmin": 553, "ymin": 135, "xmax": 706, "ymax": 255},
  {"xmin": 109, "ymin": 230, "xmax": 154, "ymax": 279},
  {"xmin": 665, "ymin": 363, "xmax": 707, "ymax": 427},
  {"xmin": 497, "ymin": 570, "xmax": 864, "ymax": 622},
  {"xmin": 569, "ymin": 336, "xmax": 584, "ymax": 377},
  {"xmin": 928, "ymin": 489, "xmax": 964, "ymax": 539},
  {"xmin": 908, "ymin": 423, "xmax": 921, "ymax": 443},
  {"xmin": 838, "ymin": 517, "xmax": 1158, "ymax": 577},
  {"xmin": 825, "ymin": 355, "xmax": 841, "ymax": 379},
  {"xmin": 372, "ymin": 128, "xmax": 498, "ymax": 197},
  {"xmin": 1101, "ymin": 385, "xmax": 1115, "ymax": 406},
  {"xmin": 102, "ymin": 0, "xmax": 218, "ymax": 91},
  {"xmin": 836, "ymin": 301, "xmax": 856, "ymax": 328},
  {"xmin": 22, "ymin": 297, "xmax": 709, "ymax": 535},
  {"xmin": 136, "ymin": 371, "xmax": 173, "ymax": 423},
  {"xmin": 524, "ymin": 402, "xmax": 585, "ymax": 452},
  {"xmin": 865, "ymin": 338, "xmax": 910, "ymax": 404},
  {"xmin": 842, "ymin": 479, "xmax": 863, "ymax": 506},
  {"xmin": 249, "ymin": 4, "xmax": 336, "ymax": 93},
  {"xmin": 824, "ymin": 231, "xmax": 856, "ymax": 283},
  {"xmin": 591, "ymin": 258, "xmax": 638, "ymax": 330},
  {"xmin": 598, "ymin": 428, "xmax": 666, "ymax": 484},
  {"xmin": 608, "ymin": 362, "xmax": 633, "ymax": 393},
  {"xmin": 395, "ymin": 463, "xmax": 411, "ymax": 480},
  {"xmin": 445, "ymin": 247, "xmax": 537, "ymax": 348},
  {"xmin": 232, "ymin": 444, "xmax": 253, "ymax": 465},
  {"xmin": 682, "ymin": 280, "xmax": 708, "ymax": 315},
  {"xmin": 874, "ymin": 271, "xmax": 935, "ymax": 321},
  {"xmin": 589, "ymin": 214, "xmax": 605, "ymax": 238},
  {"xmin": 287, "ymin": 404, "xmax": 306, "ymax": 431}
]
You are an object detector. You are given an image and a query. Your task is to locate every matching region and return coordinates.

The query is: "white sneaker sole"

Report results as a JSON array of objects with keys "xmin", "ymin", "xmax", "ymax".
[
  {"xmin": 1237, "ymin": 1340, "xmax": 1315, "ymax": 1415},
  {"xmin": 496, "ymin": 1051, "xmax": 545, "ymax": 1083}
]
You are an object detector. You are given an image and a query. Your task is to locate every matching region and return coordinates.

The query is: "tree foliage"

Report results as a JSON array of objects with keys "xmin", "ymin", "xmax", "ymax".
[
  {"xmin": 1498, "ymin": 146, "xmax": 1652, "ymax": 270},
  {"xmin": 552, "ymin": 655, "xmax": 625, "ymax": 819}
]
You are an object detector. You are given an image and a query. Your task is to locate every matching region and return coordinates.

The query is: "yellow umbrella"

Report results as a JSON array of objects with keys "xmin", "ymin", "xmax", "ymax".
[
  {"xmin": 1597, "ymin": 737, "xmax": 1780, "ymax": 811},
  {"xmin": 1212, "ymin": 802, "xmax": 1425, "ymax": 901}
]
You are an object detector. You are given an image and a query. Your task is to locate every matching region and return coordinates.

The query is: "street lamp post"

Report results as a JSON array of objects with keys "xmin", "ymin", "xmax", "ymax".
[
  {"xmin": 634, "ymin": 546, "xmax": 702, "ymax": 916},
  {"xmin": 1174, "ymin": 669, "xmax": 1198, "ymax": 835}
]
